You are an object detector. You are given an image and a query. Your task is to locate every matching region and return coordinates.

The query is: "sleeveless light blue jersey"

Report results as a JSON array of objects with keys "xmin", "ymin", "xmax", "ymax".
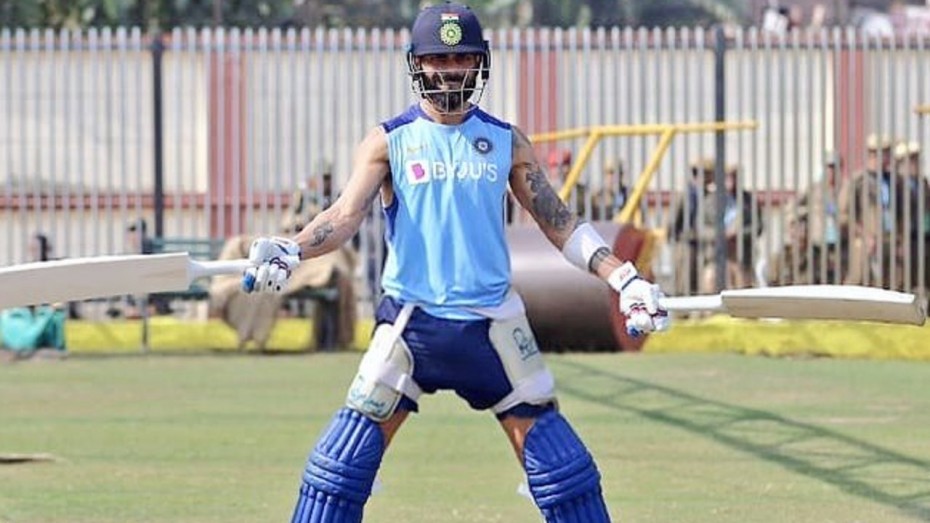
[{"xmin": 380, "ymin": 104, "xmax": 513, "ymax": 319}]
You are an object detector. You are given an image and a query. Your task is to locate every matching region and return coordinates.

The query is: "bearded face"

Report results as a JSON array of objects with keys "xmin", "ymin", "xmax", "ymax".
[
  {"xmin": 419, "ymin": 68, "xmax": 478, "ymax": 113},
  {"xmin": 409, "ymin": 53, "xmax": 484, "ymax": 114}
]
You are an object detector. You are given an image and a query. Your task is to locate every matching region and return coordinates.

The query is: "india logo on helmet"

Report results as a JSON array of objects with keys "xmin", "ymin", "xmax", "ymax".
[{"xmin": 439, "ymin": 14, "xmax": 463, "ymax": 46}]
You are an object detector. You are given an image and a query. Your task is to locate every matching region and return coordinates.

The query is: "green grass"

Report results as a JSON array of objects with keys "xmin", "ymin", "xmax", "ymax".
[{"xmin": 1, "ymin": 352, "xmax": 930, "ymax": 523}]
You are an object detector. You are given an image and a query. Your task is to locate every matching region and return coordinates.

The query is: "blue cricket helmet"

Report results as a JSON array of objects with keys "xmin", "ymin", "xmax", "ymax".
[
  {"xmin": 406, "ymin": 2, "xmax": 491, "ymax": 113},
  {"xmin": 408, "ymin": 2, "xmax": 489, "ymax": 57}
]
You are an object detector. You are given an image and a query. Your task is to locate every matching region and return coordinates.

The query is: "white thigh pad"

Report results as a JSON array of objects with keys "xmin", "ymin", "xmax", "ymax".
[
  {"xmin": 488, "ymin": 315, "xmax": 556, "ymax": 415},
  {"xmin": 346, "ymin": 305, "xmax": 422, "ymax": 422}
]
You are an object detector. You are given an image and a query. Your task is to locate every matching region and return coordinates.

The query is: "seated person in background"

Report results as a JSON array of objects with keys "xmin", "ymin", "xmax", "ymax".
[
  {"xmin": 893, "ymin": 141, "xmax": 930, "ymax": 297},
  {"xmin": 701, "ymin": 163, "xmax": 762, "ymax": 292},
  {"xmin": 0, "ymin": 233, "xmax": 67, "ymax": 361},
  {"xmin": 775, "ymin": 151, "xmax": 847, "ymax": 285},
  {"xmin": 591, "ymin": 159, "xmax": 629, "ymax": 222},
  {"xmin": 669, "ymin": 158, "xmax": 710, "ymax": 296},
  {"xmin": 841, "ymin": 134, "xmax": 897, "ymax": 288},
  {"xmin": 209, "ymin": 217, "xmax": 357, "ymax": 351},
  {"xmin": 672, "ymin": 159, "xmax": 761, "ymax": 294},
  {"xmin": 765, "ymin": 208, "xmax": 821, "ymax": 285}
]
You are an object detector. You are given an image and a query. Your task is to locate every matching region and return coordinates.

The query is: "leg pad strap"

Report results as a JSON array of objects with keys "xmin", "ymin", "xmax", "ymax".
[
  {"xmin": 290, "ymin": 408, "xmax": 385, "ymax": 523},
  {"xmin": 523, "ymin": 410, "xmax": 611, "ymax": 523}
]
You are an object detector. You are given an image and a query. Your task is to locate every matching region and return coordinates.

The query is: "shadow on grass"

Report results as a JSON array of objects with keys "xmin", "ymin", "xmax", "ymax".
[{"xmin": 551, "ymin": 358, "xmax": 930, "ymax": 520}]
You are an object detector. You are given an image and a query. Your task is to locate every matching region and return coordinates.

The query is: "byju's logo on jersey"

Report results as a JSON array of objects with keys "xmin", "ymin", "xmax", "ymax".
[{"xmin": 405, "ymin": 161, "xmax": 431, "ymax": 185}]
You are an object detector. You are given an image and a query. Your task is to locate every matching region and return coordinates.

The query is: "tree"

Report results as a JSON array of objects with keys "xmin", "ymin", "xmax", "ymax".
[
  {"xmin": 1, "ymin": 0, "xmax": 297, "ymax": 29},
  {"xmin": 156, "ymin": 0, "xmax": 295, "ymax": 29},
  {"xmin": 1, "ymin": 0, "xmax": 135, "ymax": 29},
  {"xmin": 1, "ymin": 1, "xmax": 43, "ymax": 28},
  {"xmin": 0, "ymin": 0, "xmax": 754, "ymax": 30}
]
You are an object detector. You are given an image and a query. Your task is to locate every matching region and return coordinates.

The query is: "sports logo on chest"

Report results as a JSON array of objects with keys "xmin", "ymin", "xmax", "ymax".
[
  {"xmin": 405, "ymin": 159, "xmax": 500, "ymax": 184},
  {"xmin": 405, "ymin": 160, "xmax": 432, "ymax": 185},
  {"xmin": 472, "ymin": 137, "xmax": 493, "ymax": 155},
  {"xmin": 433, "ymin": 160, "xmax": 499, "ymax": 182}
]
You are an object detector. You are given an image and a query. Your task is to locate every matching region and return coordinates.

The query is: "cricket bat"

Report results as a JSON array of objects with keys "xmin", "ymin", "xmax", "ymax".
[
  {"xmin": 0, "ymin": 253, "xmax": 252, "ymax": 309},
  {"xmin": 660, "ymin": 284, "xmax": 927, "ymax": 326}
]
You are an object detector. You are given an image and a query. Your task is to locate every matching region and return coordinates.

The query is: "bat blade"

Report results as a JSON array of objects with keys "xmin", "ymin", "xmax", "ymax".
[
  {"xmin": 720, "ymin": 285, "xmax": 926, "ymax": 325},
  {"xmin": 0, "ymin": 253, "xmax": 252, "ymax": 309},
  {"xmin": 661, "ymin": 285, "xmax": 927, "ymax": 326}
]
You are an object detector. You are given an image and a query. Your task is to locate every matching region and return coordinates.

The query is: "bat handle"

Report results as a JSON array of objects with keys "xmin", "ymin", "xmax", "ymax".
[
  {"xmin": 659, "ymin": 293, "xmax": 724, "ymax": 313},
  {"xmin": 188, "ymin": 258, "xmax": 254, "ymax": 280}
]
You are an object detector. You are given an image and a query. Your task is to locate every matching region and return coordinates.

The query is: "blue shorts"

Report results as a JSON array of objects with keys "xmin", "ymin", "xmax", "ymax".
[{"xmin": 375, "ymin": 296, "xmax": 551, "ymax": 418}]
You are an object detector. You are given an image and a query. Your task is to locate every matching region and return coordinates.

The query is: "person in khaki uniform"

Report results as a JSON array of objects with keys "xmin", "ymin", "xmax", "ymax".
[
  {"xmin": 893, "ymin": 141, "xmax": 930, "ymax": 297},
  {"xmin": 767, "ymin": 208, "xmax": 818, "ymax": 286},
  {"xmin": 669, "ymin": 158, "xmax": 712, "ymax": 296},
  {"xmin": 841, "ymin": 134, "xmax": 899, "ymax": 288},
  {"xmin": 590, "ymin": 159, "xmax": 629, "ymax": 222},
  {"xmin": 777, "ymin": 151, "xmax": 847, "ymax": 285},
  {"xmin": 698, "ymin": 163, "xmax": 761, "ymax": 293},
  {"xmin": 670, "ymin": 158, "xmax": 760, "ymax": 294}
]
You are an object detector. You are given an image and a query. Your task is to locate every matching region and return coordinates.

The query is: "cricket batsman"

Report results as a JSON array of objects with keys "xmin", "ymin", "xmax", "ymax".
[{"xmin": 242, "ymin": 2, "xmax": 671, "ymax": 521}]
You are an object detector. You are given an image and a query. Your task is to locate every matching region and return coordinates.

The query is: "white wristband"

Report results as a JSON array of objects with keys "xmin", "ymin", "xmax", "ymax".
[{"xmin": 561, "ymin": 222, "xmax": 609, "ymax": 272}]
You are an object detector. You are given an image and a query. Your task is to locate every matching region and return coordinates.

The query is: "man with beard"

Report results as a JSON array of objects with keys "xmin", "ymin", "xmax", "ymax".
[{"xmin": 240, "ymin": 3, "xmax": 670, "ymax": 522}]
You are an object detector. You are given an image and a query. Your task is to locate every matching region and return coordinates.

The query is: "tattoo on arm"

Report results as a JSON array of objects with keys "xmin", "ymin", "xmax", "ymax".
[
  {"xmin": 308, "ymin": 180, "xmax": 382, "ymax": 249},
  {"xmin": 526, "ymin": 169, "xmax": 573, "ymax": 231},
  {"xmin": 588, "ymin": 246, "xmax": 611, "ymax": 273},
  {"xmin": 309, "ymin": 221, "xmax": 335, "ymax": 247}
]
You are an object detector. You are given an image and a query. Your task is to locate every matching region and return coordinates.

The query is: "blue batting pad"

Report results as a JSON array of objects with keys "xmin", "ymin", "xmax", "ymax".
[
  {"xmin": 290, "ymin": 408, "xmax": 385, "ymax": 523},
  {"xmin": 523, "ymin": 410, "xmax": 611, "ymax": 523}
]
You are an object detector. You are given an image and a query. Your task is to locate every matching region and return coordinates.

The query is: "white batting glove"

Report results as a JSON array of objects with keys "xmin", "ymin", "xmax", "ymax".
[
  {"xmin": 241, "ymin": 237, "xmax": 302, "ymax": 294},
  {"xmin": 607, "ymin": 262, "xmax": 671, "ymax": 337}
]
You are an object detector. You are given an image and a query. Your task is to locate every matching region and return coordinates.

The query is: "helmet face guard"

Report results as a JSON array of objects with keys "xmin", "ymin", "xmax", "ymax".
[
  {"xmin": 406, "ymin": 52, "xmax": 490, "ymax": 115},
  {"xmin": 406, "ymin": 3, "xmax": 491, "ymax": 115}
]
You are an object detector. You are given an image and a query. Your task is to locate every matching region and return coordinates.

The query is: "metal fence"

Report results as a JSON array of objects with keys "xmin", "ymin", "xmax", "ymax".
[{"xmin": 1, "ymin": 26, "xmax": 929, "ymax": 310}]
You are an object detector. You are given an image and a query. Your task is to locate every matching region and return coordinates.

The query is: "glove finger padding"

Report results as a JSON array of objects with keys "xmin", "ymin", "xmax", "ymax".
[
  {"xmin": 255, "ymin": 264, "xmax": 270, "ymax": 291},
  {"xmin": 643, "ymin": 284, "xmax": 661, "ymax": 315},
  {"xmin": 272, "ymin": 267, "xmax": 289, "ymax": 293},
  {"xmin": 619, "ymin": 298, "xmax": 670, "ymax": 337},
  {"xmin": 651, "ymin": 291, "xmax": 671, "ymax": 332},
  {"xmin": 652, "ymin": 310, "xmax": 671, "ymax": 332},
  {"xmin": 622, "ymin": 304, "xmax": 651, "ymax": 337},
  {"xmin": 259, "ymin": 264, "xmax": 289, "ymax": 294}
]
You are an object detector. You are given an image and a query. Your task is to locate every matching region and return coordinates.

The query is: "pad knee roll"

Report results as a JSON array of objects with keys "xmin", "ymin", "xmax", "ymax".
[
  {"xmin": 523, "ymin": 410, "xmax": 611, "ymax": 523},
  {"xmin": 291, "ymin": 408, "xmax": 385, "ymax": 523}
]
